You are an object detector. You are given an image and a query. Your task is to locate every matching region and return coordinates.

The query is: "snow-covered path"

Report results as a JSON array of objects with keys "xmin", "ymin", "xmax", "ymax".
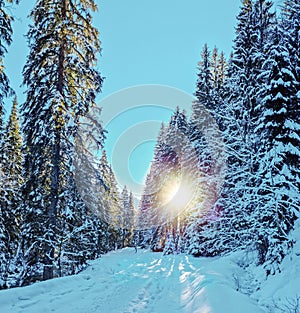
[{"xmin": 0, "ymin": 248, "xmax": 266, "ymax": 313}]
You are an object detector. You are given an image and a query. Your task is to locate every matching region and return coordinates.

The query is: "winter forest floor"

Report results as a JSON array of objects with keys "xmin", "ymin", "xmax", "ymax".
[
  {"xmin": 2, "ymin": 223, "xmax": 300, "ymax": 313},
  {"xmin": 3, "ymin": 245, "xmax": 300, "ymax": 313}
]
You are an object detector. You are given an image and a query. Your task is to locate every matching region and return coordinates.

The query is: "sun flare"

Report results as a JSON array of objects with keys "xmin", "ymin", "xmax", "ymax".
[
  {"xmin": 165, "ymin": 182, "xmax": 180, "ymax": 203},
  {"xmin": 160, "ymin": 176, "xmax": 195, "ymax": 217}
]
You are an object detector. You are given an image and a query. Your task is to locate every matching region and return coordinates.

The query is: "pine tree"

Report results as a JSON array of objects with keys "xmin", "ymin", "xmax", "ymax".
[
  {"xmin": 254, "ymin": 24, "xmax": 300, "ymax": 272},
  {"xmin": 211, "ymin": 47, "xmax": 219, "ymax": 89},
  {"xmin": 137, "ymin": 123, "xmax": 170, "ymax": 251},
  {"xmin": 282, "ymin": 0, "xmax": 299, "ymax": 87},
  {"xmin": 108, "ymin": 165, "xmax": 122, "ymax": 231},
  {"xmin": 195, "ymin": 44, "xmax": 212, "ymax": 110},
  {"xmin": 124, "ymin": 191, "xmax": 135, "ymax": 246},
  {"xmin": 2, "ymin": 97, "xmax": 23, "ymax": 183},
  {"xmin": 57, "ymin": 125, "xmax": 107, "ymax": 276},
  {"xmin": 282, "ymin": 0, "xmax": 300, "ymax": 190},
  {"xmin": 216, "ymin": 51, "xmax": 227, "ymax": 92},
  {"xmin": 228, "ymin": 0, "xmax": 274, "ymax": 138},
  {"xmin": 20, "ymin": 0, "xmax": 104, "ymax": 282},
  {"xmin": 138, "ymin": 109, "xmax": 198, "ymax": 253},
  {"xmin": 99, "ymin": 150, "xmax": 111, "ymax": 222},
  {"xmin": 0, "ymin": 97, "xmax": 23, "ymax": 288},
  {"xmin": 202, "ymin": 0, "xmax": 275, "ymax": 256},
  {"xmin": 0, "ymin": 0, "xmax": 12, "ymax": 91},
  {"xmin": 120, "ymin": 187, "xmax": 135, "ymax": 247},
  {"xmin": 98, "ymin": 150, "xmax": 123, "ymax": 249},
  {"xmin": 137, "ymin": 172, "xmax": 157, "ymax": 248},
  {"xmin": 0, "ymin": 0, "xmax": 19, "ymax": 137}
]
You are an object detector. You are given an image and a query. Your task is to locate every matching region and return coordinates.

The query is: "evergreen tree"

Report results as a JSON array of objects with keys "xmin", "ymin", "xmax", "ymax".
[
  {"xmin": 216, "ymin": 51, "xmax": 227, "ymax": 92},
  {"xmin": 2, "ymin": 97, "xmax": 23, "ymax": 182},
  {"xmin": 99, "ymin": 150, "xmax": 123, "ymax": 249},
  {"xmin": 201, "ymin": 0, "xmax": 275, "ymax": 256},
  {"xmin": 0, "ymin": 97, "xmax": 23, "ymax": 288},
  {"xmin": 20, "ymin": 0, "xmax": 104, "ymax": 282},
  {"xmin": 120, "ymin": 186, "xmax": 135, "ymax": 247},
  {"xmin": 195, "ymin": 44, "xmax": 212, "ymax": 109},
  {"xmin": 99, "ymin": 150, "xmax": 112, "ymax": 222},
  {"xmin": 0, "ymin": 0, "xmax": 19, "ymax": 137},
  {"xmin": 254, "ymin": 24, "xmax": 300, "ymax": 272},
  {"xmin": 211, "ymin": 47, "xmax": 219, "ymax": 89},
  {"xmin": 282, "ymin": 0, "xmax": 299, "ymax": 87},
  {"xmin": 125, "ymin": 191, "xmax": 135, "ymax": 246},
  {"xmin": 108, "ymin": 165, "xmax": 122, "ymax": 230},
  {"xmin": 138, "ymin": 108, "xmax": 199, "ymax": 253},
  {"xmin": 228, "ymin": 0, "xmax": 274, "ymax": 137},
  {"xmin": 57, "ymin": 125, "xmax": 107, "ymax": 275},
  {"xmin": 137, "ymin": 172, "xmax": 157, "ymax": 248},
  {"xmin": 281, "ymin": 0, "xmax": 300, "ymax": 188}
]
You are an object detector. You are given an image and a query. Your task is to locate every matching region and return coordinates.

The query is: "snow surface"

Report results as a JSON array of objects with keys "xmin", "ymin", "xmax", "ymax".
[
  {"xmin": 252, "ymin": 221, "xmax": 300, "ymax": 312},
  {"xmin": 0, "ymin": 248, "xmax": 269, "ymax": 313}
]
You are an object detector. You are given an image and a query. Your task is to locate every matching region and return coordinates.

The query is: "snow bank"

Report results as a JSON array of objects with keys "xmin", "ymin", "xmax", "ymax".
[{"xmin": 252, "ymin": 221, "xmax": 300, "ymax": 312}]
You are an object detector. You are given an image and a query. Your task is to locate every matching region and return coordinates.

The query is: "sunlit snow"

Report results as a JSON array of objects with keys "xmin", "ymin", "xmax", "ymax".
[{"xmin": 0, "ymin": 249, "xmax": 267, "ymax": 313}]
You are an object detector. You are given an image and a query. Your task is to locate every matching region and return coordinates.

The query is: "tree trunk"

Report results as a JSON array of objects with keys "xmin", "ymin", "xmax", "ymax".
[
  {"xmin": 43, "ymin": 0, "xmax": 66, "ymax": 281},
  {"xmin": 43, "ymin": 131, "xmax": 61, "ymax": 280}
]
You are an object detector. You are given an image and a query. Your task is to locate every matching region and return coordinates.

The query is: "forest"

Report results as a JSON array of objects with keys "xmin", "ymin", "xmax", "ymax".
[{"xmin": 0, "ymin": 0, "xmax": 299, "ymax": 292}]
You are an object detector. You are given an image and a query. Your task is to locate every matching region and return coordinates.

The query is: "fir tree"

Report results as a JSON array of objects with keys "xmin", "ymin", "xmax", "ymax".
[
  {"xmin": 195, "ymin": 44, "xmax": 212, "ymax": 109},
  {"xmin": 0, "ymin": 97, "xmax": 23, "ymax": 288},
  {"xmin": 138, "ymin": 109, "xmax": 197, "ymax": 253},
  {"xmin": 211, "ymin": 47, "xmax": 219, "ymax": 90},
  {"xmin": 121, "ymin": 186, "xmax": 135, "ymax": 247},
  {"xmin": 137, "ymin": 172, "xmax": 157, "ymax": 248},
  {"xmin": 21, "ymin": 0, "xmax": 104, "ymax": 282},
  {"xmin": 0, "ymin": 0, "xmax": 19, "ymax": 137},
  {"xmin": 2, "ymin": 97, "xmax": 23, "ymax": 182},
  {"xmin": 282, "ymin": 0, "xmax": 300, "ymax": 86},
  {"xmin": 254, "ymin": 24, "xmax": 300, "ymax": 272},
  {"xmin": 202, "ymin": 0, "xmax": 275, "ymax": 256},
  {"xmin": 99, "ymin": 150, "xmax": 123, "ymax": 249},
  {"xmin": 216, "ymin": 51, "xmax": 227, "ymax": 92}
]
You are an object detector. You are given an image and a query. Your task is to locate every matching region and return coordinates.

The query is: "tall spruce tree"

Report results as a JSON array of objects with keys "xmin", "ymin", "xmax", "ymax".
[
  {"xmin": 204, "ymin": 0, "xmax": 275, "ymax": 256},
  {"xmin": 99, "ymin": 151, "xmax": 123, "ymax": 249},
  {"xmin": 2, "ymin": 97, "xmax": 22, "ymax": 179},
  {"xmin": 194, "ymin": 44, "xmax": 212, "ymax": 110},
  {"xmin": 282, "ymin": 0, "xmax": 300, "ymax": 190},
  {"xmin": 138, "ymin": 109, "xmax": 197, "ymax": 253},
  {"xmin": 121, "ymin": 186, "xmax": 135, "ymax": 247},
  {"xmin": 0, "ymin": 0, "xmax": 19, "ymax": 139},
  {"xmin": 0, "ymin": 97, "xmax": 23, "ymax": 288},
  {"xmin": 21, "ymin": 0, "xmax": 104, "ymax": 282},
  {"xmin": 282, "ymin": 0, "xmax": 299, "ymax": 87},
  {"xmin": 254, "ymin": 24, "xmax": 300, "ymax": 272}
]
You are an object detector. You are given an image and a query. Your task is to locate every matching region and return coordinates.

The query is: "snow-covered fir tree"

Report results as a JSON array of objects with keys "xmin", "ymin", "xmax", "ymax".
[
  {"xmin": 20, "ymin": 0, "xmax": 105, "ymax": 283},
  {"xmin": 253, "ymin": 23, "xmax": 300, "ymax": 273},
  {"xmin": 197, "ymin": 0, "xmax": 276, "ymax": 257},
  {"xmin": 282, "ymin": 0, "xmax": 299, "ymax": 89},
  {"xmin": 138, "ymin": 108, "xmax": 202, "ymax": 254},
  {"xmin": 0, "ymin": 0, "xmax": 19, "ymax": 134},
  {"xmin": 120, "ymin": 187, "xmax": 135, "ymax": 247},
  {"xmin": 195, "ymin": 44, "xmax": 212, "ymax": 110},
  {"xmin": 99, "ymin": 150, "xmax": 123, "ymax": 249},
  {"xmin": 0, "ymin": 97, "xmax": 23, "ymax": 288}
]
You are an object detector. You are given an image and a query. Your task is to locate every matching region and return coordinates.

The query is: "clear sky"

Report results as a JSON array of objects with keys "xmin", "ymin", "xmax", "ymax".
[{"xmin": 5, "ymin": 0, "xmax": 242, "ymax": 195}]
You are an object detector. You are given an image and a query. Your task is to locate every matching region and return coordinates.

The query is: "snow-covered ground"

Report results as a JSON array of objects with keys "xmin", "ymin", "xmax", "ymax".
[
  {"xmin": 0, "ymin": 248, "xmax": 267, "ymax": 313},
  {"xmin": 1, "ymin": 233, "xmax": 300, "ymax": 313},
  {"xmin": 252, "ymin": 222, "xmax": 300, "ymax": 313}
]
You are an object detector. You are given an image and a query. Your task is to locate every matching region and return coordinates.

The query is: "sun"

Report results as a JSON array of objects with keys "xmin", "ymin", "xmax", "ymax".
[
  {"xmin": 165, "ymin": 182, "xmax": 180, "ymax": 203},
  {"xmin": 160, "ymin": 176, "xmax": 195, "ymax": 217}
]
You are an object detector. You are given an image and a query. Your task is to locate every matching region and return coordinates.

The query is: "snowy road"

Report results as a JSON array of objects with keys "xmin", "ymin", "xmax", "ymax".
[{"xmin": 0, "ymin": 248, "xmax": 266, "ymax": 313}]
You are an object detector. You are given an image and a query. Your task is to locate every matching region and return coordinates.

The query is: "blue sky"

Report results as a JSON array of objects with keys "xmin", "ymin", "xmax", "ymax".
[{"xmin": 5, "ymin": 0, "xmax": 241, "ymax": 195}]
